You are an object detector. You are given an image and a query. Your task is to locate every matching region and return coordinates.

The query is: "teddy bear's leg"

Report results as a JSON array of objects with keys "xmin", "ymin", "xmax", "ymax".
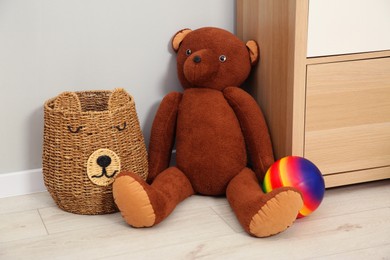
[
  {"xmin": 226, "ymin": 167, "xmax": 303, "ymax": 237},
  {"xmin": 113, "ymin": 167, "xmax": 194, "ymax": 228}
]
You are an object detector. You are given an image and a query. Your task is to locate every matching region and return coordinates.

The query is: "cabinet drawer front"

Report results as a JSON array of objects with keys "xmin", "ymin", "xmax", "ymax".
[
  {"xmin": 307, "ymin": 0, "xmax": 390, "ymax": 57},
  {"xmin": 305, "ymin": 58, "xmax": 390, "ymax": 175}
]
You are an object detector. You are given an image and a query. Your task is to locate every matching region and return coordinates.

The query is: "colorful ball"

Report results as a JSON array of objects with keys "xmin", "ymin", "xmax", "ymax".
[{"xmin": 262, "ymin": 156, "xmax": 325, "ymax": 218}]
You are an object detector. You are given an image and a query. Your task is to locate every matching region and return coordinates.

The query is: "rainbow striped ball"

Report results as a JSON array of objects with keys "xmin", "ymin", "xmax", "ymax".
[{"xmin": 263, "ymin": 156, "xmax": 325, "ymax": 218}]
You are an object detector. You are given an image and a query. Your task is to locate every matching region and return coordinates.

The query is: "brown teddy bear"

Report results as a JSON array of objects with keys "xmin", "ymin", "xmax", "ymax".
[{"xmin": 113, "ymin": 27, "xmax": 303, "ymax": 237}]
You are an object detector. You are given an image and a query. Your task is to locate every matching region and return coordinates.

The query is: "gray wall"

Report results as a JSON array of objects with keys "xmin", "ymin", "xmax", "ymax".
[{"xmin": 0, "ymin": 0, "xmax": 236, "ymax": 174}]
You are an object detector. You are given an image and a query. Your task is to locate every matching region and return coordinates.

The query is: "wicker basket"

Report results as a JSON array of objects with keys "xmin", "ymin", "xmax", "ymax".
[{"xmin": 42, "ymin": 88, "xmax": 148, "ymax": 214}]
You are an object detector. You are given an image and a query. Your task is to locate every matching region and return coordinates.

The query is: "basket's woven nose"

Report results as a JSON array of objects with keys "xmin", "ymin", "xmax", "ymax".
[{"xmin": 97, "ymin": 155, "xmax": 111, "ymax": 168}]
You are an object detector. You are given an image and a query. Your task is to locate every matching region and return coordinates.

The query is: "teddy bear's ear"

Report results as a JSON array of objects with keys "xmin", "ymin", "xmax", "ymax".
[
  {"xmin": 54, "ymin": 92, "xmax": 82, "ymax": 113},
  {"xmin": 172, "ymin": 28, "xmax": 192, "ymax": 52},
  {"xmin": 108, "ymin": 88, "xmax": 132, "ymax": 111},
  {"xmin": 246, "ymin": 40, "xmax": 260, "ymax": 66}
]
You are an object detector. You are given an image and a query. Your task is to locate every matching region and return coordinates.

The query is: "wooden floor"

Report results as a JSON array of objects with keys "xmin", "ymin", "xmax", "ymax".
[{"xmin": 0, "ymin": 180, "xmax": 389, "ymax": 259}]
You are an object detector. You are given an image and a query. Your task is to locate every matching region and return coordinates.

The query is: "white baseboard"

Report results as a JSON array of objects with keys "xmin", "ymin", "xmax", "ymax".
[
  {"xmin": 0, "ymin": 150, "xmax": 176, "ymax": 198},
  {"xmin": 0, "ymin": 168, "xmax": 46, "ymax": 198}
]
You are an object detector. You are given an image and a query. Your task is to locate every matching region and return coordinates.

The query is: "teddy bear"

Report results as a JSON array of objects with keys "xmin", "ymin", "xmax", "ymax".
[{"xmin": 113, "ymin": 27, "xmax": 303, "ymax": 237}]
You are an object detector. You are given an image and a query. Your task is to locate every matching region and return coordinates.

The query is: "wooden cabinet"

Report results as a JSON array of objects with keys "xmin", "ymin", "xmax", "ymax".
[{"xmin": 237, "ymin": 0, "xmax": 390, "ymax": 187}]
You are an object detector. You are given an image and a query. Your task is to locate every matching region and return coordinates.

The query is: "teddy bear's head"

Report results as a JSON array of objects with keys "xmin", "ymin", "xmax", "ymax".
[{"xmin": 172, "ymin": 27, "xmax": 259, "ymax": 91}]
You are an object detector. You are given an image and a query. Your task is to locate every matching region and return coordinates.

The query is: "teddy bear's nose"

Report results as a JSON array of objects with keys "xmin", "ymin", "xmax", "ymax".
[{"xmin": 193, "ymin": 55, "xmax": 201, "ymax": 63}]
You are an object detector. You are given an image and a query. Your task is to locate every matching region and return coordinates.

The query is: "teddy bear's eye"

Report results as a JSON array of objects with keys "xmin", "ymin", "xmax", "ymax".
[
  {"xmin": 219, "ymin": 55, "xmax": 227, "ymax": 62},
  {"xmin": 68, "ymin": 125, "xmax": 83, "ymax": 133},
  {"xmin": 185, "ymin": 49, "xmax": 192, "ymax": 56}
]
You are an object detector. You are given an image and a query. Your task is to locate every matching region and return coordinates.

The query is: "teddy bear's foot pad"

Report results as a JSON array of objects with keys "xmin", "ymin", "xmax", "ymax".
[
  {"xmin": 249, "ymin": 190, "xmax": 303, "ymax": 237},
  {"xmin": 113, "ymin": 175, "xmax": 156, "ymax": 228}
]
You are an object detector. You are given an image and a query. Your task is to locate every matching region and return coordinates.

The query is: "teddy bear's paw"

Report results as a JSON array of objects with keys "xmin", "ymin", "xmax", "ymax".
[
  {"xmin": 249, "ymin": 190, "xmax": 303, "ymax": 237},
  {"xmin": 113, "ymin": 174, "xmax": 156, "ymax": 228}
]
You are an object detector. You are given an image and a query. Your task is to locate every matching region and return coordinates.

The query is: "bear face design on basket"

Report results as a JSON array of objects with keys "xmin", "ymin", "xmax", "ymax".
[{"xmin": 43, "ymin": 88, "xmax": 148, "ymax": 215}]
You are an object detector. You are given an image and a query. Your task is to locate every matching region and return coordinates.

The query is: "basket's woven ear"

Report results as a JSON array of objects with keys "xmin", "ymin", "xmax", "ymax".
[
  {"xmin": 108, "ymin": 88, "xmax": 132, "ymax": 111},
  {"xmin": 54, "ymin": 92, "xmax": 81, "ymax": 113}
]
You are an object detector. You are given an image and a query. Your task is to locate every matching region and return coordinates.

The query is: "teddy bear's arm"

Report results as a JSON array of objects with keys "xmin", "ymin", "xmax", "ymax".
[
  {"xmin": 148, "ymin": 92, "xmax": 183, "ymax": 183},
  {"xmin": 223, "ymin": 87, "xmax": 274, "ymax": 181}
]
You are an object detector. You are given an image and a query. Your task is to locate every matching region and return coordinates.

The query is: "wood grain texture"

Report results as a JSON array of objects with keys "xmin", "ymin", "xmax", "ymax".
[
  {"xmin": 237, "ymin": 0, "xmax": 390, "ymax": 187},
  {"xmin": 306, "ymin": 50, "xmax": 390, "ymax": 65},
  {"xmin": 305, "ymin": 58, "xmax": 390, "ymax": 174},
  {"xmin": 236, "ymin": 0, "xmax": 308, "ymax": 158},
  {"xmin": 324, "ymin": 166, "xmax": 390, "ymax": 188},
  {"xmin": 1, "ymin": 183, "xmax": 389, "ymax": 259}
]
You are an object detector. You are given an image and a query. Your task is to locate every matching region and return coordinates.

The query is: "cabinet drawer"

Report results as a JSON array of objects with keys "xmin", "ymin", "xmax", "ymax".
[
  {"xmin": 305, "ymin": 58, "xmax": 390, "ymax": 175},
  {"xmin": 307, "ymin": 0, "xmax": 390, "ymax": 57}
]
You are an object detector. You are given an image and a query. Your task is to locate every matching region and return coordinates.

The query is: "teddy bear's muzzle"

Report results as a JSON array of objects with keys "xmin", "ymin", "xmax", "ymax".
[{"xmin": 183, "ymin": 49, "xmax": 219, "ymax": 87}]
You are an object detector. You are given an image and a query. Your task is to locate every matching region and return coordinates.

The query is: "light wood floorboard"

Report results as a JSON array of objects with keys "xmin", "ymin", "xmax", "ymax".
[{"xmin": 0, "ymin": 180, "xmax": 389, "ymax": 259}]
